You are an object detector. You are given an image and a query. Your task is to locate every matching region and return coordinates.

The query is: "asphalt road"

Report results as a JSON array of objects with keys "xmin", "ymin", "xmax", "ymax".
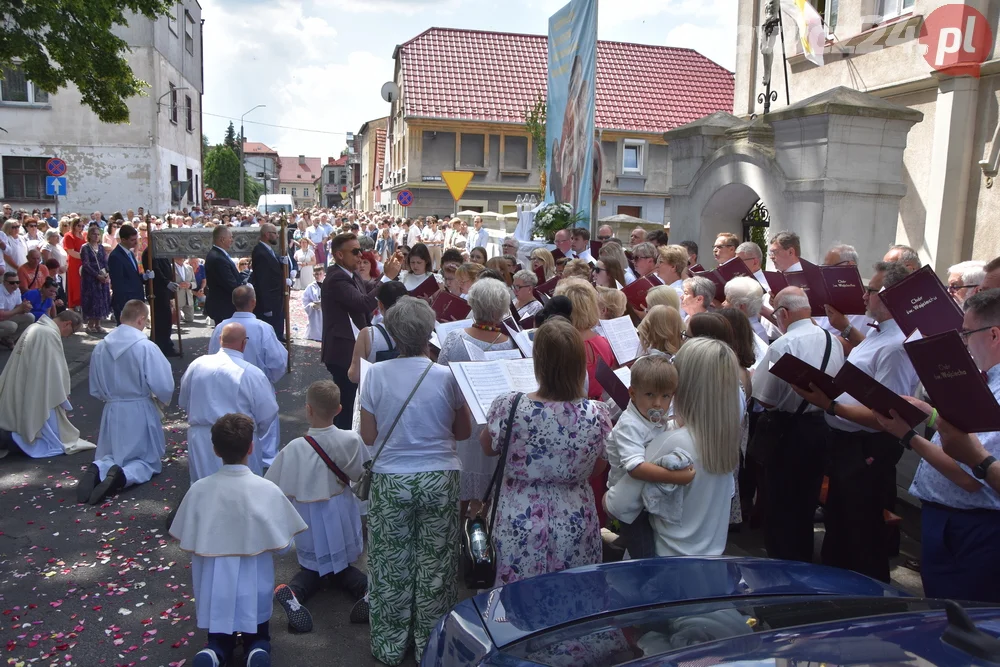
[{"xmin": 0, "ymin": 296, "xmax": 925, "ymax": 667}]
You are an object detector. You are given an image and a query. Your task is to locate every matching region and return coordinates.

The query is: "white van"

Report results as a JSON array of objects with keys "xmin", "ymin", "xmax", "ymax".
[{"xmin": 257, "ymin": 194, "xmax": 294, "ymax": 215}]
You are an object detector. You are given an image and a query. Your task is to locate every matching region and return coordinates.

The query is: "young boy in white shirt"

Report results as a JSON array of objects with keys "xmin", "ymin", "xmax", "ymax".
[
  {"xmin": 171, "ymin": 413, "xmax": 307, "ymax": 667},
  {"xmin": 267, "ymin": 381, "xmax": 369, "ymax": 631},
  {"xmin": 607, "ymin": 355, "xmax": 694, "ymax": 558}
]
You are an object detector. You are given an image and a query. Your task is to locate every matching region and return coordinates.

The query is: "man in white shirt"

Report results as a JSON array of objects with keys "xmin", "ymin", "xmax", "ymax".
[
  {"xmin": 629, "ymin": 227, "xmax": 646, "ymax": 247},
  {"xmin": 819, "ymin": 243, "xmax": 871, "ymax": 340},
  {"xmin": 570, "ymin": 228, "xmax": 593, "ymax": 263},
  {"xmin": 552, "ymin": 227, "xmax": 573, "ymax": 259},
  {"xmin": 468, "ymin": 216, "xmax": 488, "ymax": 251},
  {"xmin": 794, "ymin": 261, "xmax": 918, "ymax": 583},
  {"xmin": 0, "ymin": 271, "xmax": 34, "ymax": 344},
  {"xmin": 751, "ymin": 287, "xmax": 845, "ymax": 563},
  {"xmin": 179, "ymin": 322, "xmax": 280, "ymax": 482},
  {"xmin": 946, "ymin": 260, "xmax": 986, "ymax": 307},
  {"xmin": 80, "ymin": 300, "xmax": 174, "ymax": 505},
  {"xmin": 736, "ymin": 241, "xmax": 771, "ymax": 293},
  {"xmin": 208, "ymin": 285, "xmax": 288, "ymax": 386},
  {"xmin": 712, "ymin": 233, "xmax": 739, "ymax": 266},
  {"xmin": 884, "ymin": 244, "xmax": 921, "ymax": 272},
  {"xmin": 768, "ymin": 231, "xmax": 802, "ymax": 273},
  {"xmin": 407, "ymin": 217, "xmax": 422, "ymax": 248}
]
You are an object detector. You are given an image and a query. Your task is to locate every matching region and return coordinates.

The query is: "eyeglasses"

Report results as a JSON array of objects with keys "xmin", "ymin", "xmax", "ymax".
[
  {"xmin": 513, "ymin": 283, "xmax": 530, "ymax": 290},
  {"xmin": 634, "ymin": 254, "xmax": 655, "ymax": 261},
  {"xmin": 713, "ymin": 244, "xmax": 735, "ymax": 250},
  {"xmin": 772, "ymin": 306, "xmax": 788, "ymax": 318},
  {"xmin": 597, "ymin": 235, "xmax": 612, "ymax": 241},
  {"xmin": 960, "ymin": 325, "xmax": 996, "ymax": 340},
  {"xmin": 864, "ymin": 286, "xmax": 880, "ymax": 294},
  {"xmin": 681, "ymin": 331, "xmax": 692, "ymax": 339},
  {"xmin": 592, "ymin": 267, "xmax": 606, "ymax": 273},
  {"xmin": 948, "ymin": 284, "xmax": 979, "ymax": 293}
]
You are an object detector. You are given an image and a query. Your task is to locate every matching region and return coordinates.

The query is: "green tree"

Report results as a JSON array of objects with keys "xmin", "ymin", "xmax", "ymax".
[
  {"xmin": 202, "ymin": 134, "xmax": 211, "ymax": 156},
  {"xmin": 4, "ymin": 0, "xmax": 173, "ymax": 124},
  {"xmin": 204, "ymin": 145, "xmax": 261, "ymax": 204},
  {"xmin": 223, "ymin": 122, "xmax": 237, "ymax": 152},
  {"xmin": 523, "ymin": 94, "xmax": 547, "ymax": 194}
]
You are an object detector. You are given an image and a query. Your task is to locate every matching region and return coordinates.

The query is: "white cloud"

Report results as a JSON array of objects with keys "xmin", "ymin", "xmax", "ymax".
[{"xmin": 319, "ymin": 0, "xmax": 463, "ymax": 14}]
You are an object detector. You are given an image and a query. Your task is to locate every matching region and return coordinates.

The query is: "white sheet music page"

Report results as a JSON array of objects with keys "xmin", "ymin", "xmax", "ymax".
[{"xmin": 599, "ymin": 316, "xmax": 641, "ymax": 365}]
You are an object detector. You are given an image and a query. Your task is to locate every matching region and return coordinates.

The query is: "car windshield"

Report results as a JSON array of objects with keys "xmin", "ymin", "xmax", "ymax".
[
  {"xmin": 499, "ymin": 596, "xmax": 965, "ymax": 667},
  {"xmin": 259, "ymin": 204, "xmax": 292, "ymax": 214}
]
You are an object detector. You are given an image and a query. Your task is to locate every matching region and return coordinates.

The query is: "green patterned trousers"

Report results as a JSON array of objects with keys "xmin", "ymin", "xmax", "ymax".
[{"xmin": 368, "ymin": 470, "xmax": 460, "ymax": 666}]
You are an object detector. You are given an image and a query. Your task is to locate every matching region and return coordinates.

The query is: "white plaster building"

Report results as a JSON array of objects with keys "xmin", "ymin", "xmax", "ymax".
[{"xmin": 0, "ymin": 0, "xmax": 204, "ymax": 215}]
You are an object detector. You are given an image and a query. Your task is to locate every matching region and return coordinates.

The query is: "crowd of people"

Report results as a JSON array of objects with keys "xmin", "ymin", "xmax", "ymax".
[{"xmin": 1, "ymin": 199, "xmax": 999, "ymax": 667}]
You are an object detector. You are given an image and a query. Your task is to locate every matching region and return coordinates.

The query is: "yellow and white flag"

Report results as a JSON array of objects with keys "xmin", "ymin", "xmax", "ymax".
[{"xmin": 781, "ymin": 0, "xmax": 826, "ymax": 67}]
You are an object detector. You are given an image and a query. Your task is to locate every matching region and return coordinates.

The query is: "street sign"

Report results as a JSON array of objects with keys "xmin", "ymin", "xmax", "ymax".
[
  {"xmin": 203, "ymin": 188, "xmax": 216, "ymax": 200},
  {"xmin": 441, "ymin": 171, "xmax": 474, "ymax": 202},
  {"xmin": 397, "ymin": 190, "xmax": 414, "ymax": 207},
  {"xmin": 46, "ymin": 158, "xmax": 67, "ymax": 177},
  {"xmin": 46, "ymin": 176, "xmax": 67, "ymax": 196}
]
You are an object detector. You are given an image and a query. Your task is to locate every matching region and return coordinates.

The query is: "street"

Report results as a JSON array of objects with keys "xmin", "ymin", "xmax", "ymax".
[{"xmin": 0, "ymin": 294, "xmax": 925, "ymax": 667}]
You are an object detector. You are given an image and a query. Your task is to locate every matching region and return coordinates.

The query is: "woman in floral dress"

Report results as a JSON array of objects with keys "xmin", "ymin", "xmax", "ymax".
[
  {"xmin": 79, "ymin": 225, "xmax": 112, "ymax": 333},
  {"xmin": 481, "ymin": 316, "xmax": 611, "ymax": 586}
]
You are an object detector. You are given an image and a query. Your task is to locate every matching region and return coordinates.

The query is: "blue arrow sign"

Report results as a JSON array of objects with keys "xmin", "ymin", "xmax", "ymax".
[{"xmin": 46, "ymin": 176, "xmax": 67, "ymax": 196}]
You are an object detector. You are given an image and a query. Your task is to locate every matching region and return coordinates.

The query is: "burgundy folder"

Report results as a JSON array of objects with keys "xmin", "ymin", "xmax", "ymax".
[
  {"xmin": 550, "ymin": 248, "xmax": 566, "ymax": 261},
  {"xmin": 590, "ymin": 240, "xmax": 604, "ymax": 257},
  {"xmin": 763, "ymin": 271, "xmax": 788, "ymax": 295},
  {"xmin": 534, "ymin": 265, "xmax": 547, "ymax": 285},
  {"xmin": 596, "ymin": 358, "xmax": 630, "ymax": 412},
  {"xmin": 689, "ymin": 263, "xmax": 705, "ymax": 274},
  {"xmin": 769, "ymin": 353, "xmax": 841, "ymax": 399},
  {"xmin": 534, "ymin": 275, "xmax": 561, "ymax": 301},
  {"xmin": 904, "ymin": 330, "xmax": 1000, "ymax": 433},
  {"xmin": 519, "ymin": 315, "xmax": 535, "ymax": 329},
  {"xmin": 431, "ymin": 291, "xmax": 472, "ymax": 323},
  {"xmin": 621, "ymin": 275, "xmax": 662, "ymax": 311},
  {"xmin": 407, "ymin": 275, "xmax": 440, "ymax": 300},
  {"xmin": 833, "ymin": 361, "xmax": 929, "ymax": 428},
  {"xmin": 694, "ymin": 257, "xmax": 754, "ymax": 299},
  {"xmin": 880, "ymin": 265, "xmax": 964, "ymax": 337},
  {"xmin": 820, "ymin": 265, "xmax": 866, "ymax": 316}
]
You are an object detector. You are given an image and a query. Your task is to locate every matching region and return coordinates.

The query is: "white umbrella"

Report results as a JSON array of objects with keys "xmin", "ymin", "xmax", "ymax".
[{"xmin": 598, "ymin": 213, "xmax": 649, "ymax": 225}]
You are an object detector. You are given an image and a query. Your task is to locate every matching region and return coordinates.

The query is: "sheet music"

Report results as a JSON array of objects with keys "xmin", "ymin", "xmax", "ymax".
[
  {"xmin": 435, "ymin": 318, "xmax": 473, "ymax": 344},
  {"xmin": 614, "ymin": 366, "xmax": 632, "ymax": 389},
  {"xmin": 463, "ymin": 338, "xmax": 487, "ymax": 361},
  {"xmin": 485, "ymin": 350, "xmax": 524, "ymax": 360},
  {"xmin": 451, "ymin": 359, "xmax": 538, "ymax": 424},
  {"xmin": 599, "ymin": 316, "xmax": 641, "ymax": 365},
  {"xmin": 504, "ymin": 358, "xmax": 539, "ymax": 392},
  {"xmin": 504, "ymin": 322, "xmax": 533, "ymax": 358}
]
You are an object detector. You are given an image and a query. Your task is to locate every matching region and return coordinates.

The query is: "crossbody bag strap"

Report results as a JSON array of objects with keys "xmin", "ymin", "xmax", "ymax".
[
  {"xmin": 485, "ymin": 392, "xmax": 524, "ymax": 529},
  {"xmin": 366, "ymin": 360, "xmax": 434, "ymax": 471},
  {"xmin": 304, "ymin": 435, "xmax": 352, "ymax": 487},
  {"xmin": 795, "ymin": 329, "xmax": 834, "ymax": 416},
  {"xmin": 374, "ymin": 324, "xmax": 394, "ymax": 351}
]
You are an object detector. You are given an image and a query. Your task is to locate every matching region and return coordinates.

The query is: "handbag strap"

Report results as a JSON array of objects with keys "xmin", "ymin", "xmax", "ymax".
[
  {"xmin": 795, "ymin": 329, "xmax": 833, "ymax": 416},
  {"xmin": 484, "ymin": 392, "xmax": 524, "ymax": 530},
  {"xmin": 304, "ymin": 435, "xmax": 352, "ymax": 487},
  {"xmin": 366, "ymin": 360, "xmax": 434, "ymax": 470}
]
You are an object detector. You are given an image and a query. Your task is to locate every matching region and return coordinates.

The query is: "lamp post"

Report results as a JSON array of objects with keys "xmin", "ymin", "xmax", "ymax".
[{"xmin": 239, "ymin": 104, "xmax": 266, "ymax": 205}]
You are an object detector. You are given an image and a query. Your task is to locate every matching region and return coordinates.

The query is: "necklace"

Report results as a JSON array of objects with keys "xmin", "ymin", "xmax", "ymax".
[{"xmin": 471, "ymin": 321, "xmax": 502, "ymax": 333}]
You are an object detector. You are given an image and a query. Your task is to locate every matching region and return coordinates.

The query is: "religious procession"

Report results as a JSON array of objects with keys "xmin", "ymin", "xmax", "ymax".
[{"xmin": 3, "ymin": 0, "xmax": 1000, "ymax": 665}]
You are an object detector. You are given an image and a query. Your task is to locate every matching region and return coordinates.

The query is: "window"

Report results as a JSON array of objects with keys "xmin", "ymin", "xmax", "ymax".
[
  {"xmin": 1, "ymin": 66, "xmax": 48, "ymax": 105},
  {"xmin": 502, "ymin": 135, "xmax": 529, "ymax": 171},
  {"xmin": 281, "ymin": 187, "xmax": 287, "ymax": 194},
  {"xmin": 622, "ymin": 140, "xmax": 644, "ymax": 174},
  {"xmin": 813, "ymin": 0, "xmax": 837, "ymax": 33},
  {"xmin": 170, "ymin": 165, "xmax": 180, "ymax": 204},
  {"xmin": 291, "ymin": 188, "xmax": 297, "ymax": 197},
  {"xmin": 340, "ymin": 171, "xmax": 347, "ymax": 185},
  {"xmin": 169, "ymin": 84, "xmax": 178, "ymax": 124},
  {"xmin": 185, "ymin": 95, "xmax": 193, "ymax": 131},
  {"xmin": 617, "ymin": 205, "xmax": 642, "ymax": 218},
  {"xmin": 167, "ymin": 3, "xmax": 178, "ymax": 35},
  {"xmin": 186, "ymin": 168, "xmax": 194, "ymax": 203},
  {"xmin": 458, "ymin": 133, "xmax": 486, "ymax": 168},
  {"xmin": 303, "ymin": 187, "xmax": 309, "ymax": 197},
  {"xmin": 328, "ymin": 171, "xmax": 336, "ymax": 184},
  {"xmin": 2, "ymin": 156, "xmax": 53, "ymax": 200},
  {"xmin": 184, "ymin": 11, "xmax": 195, "ymax": 54},
  {"xmin": 877, "ymin": 0, "xmax": 914, "ymax": 21}
]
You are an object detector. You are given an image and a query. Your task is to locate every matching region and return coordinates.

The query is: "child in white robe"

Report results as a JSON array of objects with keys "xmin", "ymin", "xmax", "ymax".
[
  {"xmin": 301, "ymin": 266, "xmax": 324, "ymax": 342},
  {"xmin": 266, "ymin": 381, "xmax": 369, "ymax": 632},
  {"xmin": 170, "ymin": 413, "xmax": 307, "ymax": 667}
]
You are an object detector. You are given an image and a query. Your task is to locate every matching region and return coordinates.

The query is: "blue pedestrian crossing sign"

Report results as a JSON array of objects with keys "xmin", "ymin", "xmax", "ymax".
[{"xmin": 46, "ymin": 176, "xmax": 67, "ymax": 196}]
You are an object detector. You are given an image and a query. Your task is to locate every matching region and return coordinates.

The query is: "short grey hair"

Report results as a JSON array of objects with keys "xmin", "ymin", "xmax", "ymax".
[
  {"xmin": 46, "ymin": 229, "xmax": 61, "ymax": 241},
  {"xmin": 502, "ymin": 235, "xmax": 520, "ymax": 252},
  {"xmin": 949, "ymin": 260, "xmax": 986, "ymax": 286},
  {"xmin": 384, "ymin": 296, "xmax": 435, "ymax": 357},
  {"xmin": 735, "ymin": 242, "xmax": 762, "ymax": 262},
  {"xmin": 468, "ymin": 278, "xmax": 512, "ymax": 324},
  {"xmin": 683, "ymin": 276, "xmax": 716, "ymax": 305},
  {"xmin": 827, "ymin": 243, "xmax": 858, "ymax": 265},
  {"xmin": 724, "ymin": 276, "xmax": 764, "ymax": 317},
  {"xmin": 773, "ymin": 289, "xmax": 811, "ymax": 312},
  {"xmin": 513, "ymin": 269, "xmax": 537, "ymax": 287},
  {"xmin": 631, "ymin": 242, "xmax": 657, "ymax": 260},
  {"xmin": 874, "ymin": 260, "xmax": 912, "ymax": 289},
  {"xmin": 887, "ymin": 244, "xmax": 920, "ymax": 269},
  {"xmin": 358, "ymin": 235, "xmax": 375, "ymax": 252}
]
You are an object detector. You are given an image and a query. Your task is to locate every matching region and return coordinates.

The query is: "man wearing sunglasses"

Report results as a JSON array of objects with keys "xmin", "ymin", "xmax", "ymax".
[{"xmin": 0, "ymin": 271, "xmax": 34, "ymax": 346}]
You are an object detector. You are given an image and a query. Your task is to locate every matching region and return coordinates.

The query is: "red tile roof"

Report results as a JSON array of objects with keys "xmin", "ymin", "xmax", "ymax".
[
  {"xmin": 243, "ymin": 141, "xmax": 277, "ymax": 155},
  {"xmin": 396, "ymin": 27, "xmax": 734, "ymax": 133},
  {"xmin": 327, "ymin": 156, "xmax": 348, "ymax": 167},
  {"xmin": 374, "ymin": 129, "xmax": 386, "ymax": 202},
  {"xmin": 278, "ymin": 156, "xmax": 323, "ymax": 183}
]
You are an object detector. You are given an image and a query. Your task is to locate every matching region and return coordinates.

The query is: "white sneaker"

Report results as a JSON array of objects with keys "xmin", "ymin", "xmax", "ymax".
[
  {"xmin": 246, "ymin": 647, "xmax": 270, "ymax": 667},
  {"xmin": 192, "ymin": 649, "xmax": 220, "ymax": 667}
]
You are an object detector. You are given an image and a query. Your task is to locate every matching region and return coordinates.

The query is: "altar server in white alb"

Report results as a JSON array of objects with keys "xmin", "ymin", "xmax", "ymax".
[
  {"xmin": 208, "ymin": 285, "xmax": 288, "ymax": 385},
  {"xmin": 170, "ymin": 413, "xmax": 307, "ymax": 667},
  {"xmin": 79, "ymin": 300, "xmax": 175, "ymax": 505},
  {"xmin": 267, "ymin": 381, "xmax": 369, "ymax": 632},
  {"xmin": 0, "ymin": 310, "xmax": 95, "ymax": 458},
  {"xmin": 179, "ymin": 323, "xmax": 279, "ymax": 481},
  {"xmin": 301, "ymin": 266, "xmax": 324, "ymax": 342}
]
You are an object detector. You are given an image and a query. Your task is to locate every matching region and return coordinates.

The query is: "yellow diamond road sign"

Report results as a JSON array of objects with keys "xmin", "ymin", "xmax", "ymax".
[{"xmin": 441, "ymin": 171, "xmax": 474, "ymax": 202}]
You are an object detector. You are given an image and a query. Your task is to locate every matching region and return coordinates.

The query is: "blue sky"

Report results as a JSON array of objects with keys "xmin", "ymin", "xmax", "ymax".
[{"xmin": 201, "ymin": 0, "xmax": 736, "ymax": 158}]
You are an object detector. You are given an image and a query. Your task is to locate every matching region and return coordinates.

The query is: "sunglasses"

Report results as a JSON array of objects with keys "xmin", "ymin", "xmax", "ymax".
[
  {"xmin": 4, "ymin": 281, "xmax": 17, "ymax": 286},
  {"xmin": 348, "ymin": 248, "xmax": 362, "ymax": 256},
  {"xmin": 597, "ymin": 235, "xmax": 612, "ymax": 241}
]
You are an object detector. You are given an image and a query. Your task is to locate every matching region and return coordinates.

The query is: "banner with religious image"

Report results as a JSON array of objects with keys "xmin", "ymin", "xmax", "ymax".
[{"xmin": 545, "ymin": 0, "xmax": 597, "ymax": 227}]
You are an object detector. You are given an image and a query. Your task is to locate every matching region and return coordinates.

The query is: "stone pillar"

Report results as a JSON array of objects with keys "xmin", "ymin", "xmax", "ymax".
[{"xmin": 923, "ymin": 74, "xmax": 979, "ymax": 274}]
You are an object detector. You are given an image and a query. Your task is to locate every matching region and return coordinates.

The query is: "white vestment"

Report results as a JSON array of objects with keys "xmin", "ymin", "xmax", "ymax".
[
  {"xmin": 0, "ymin": 316, "xmax": 94, "ymax": 457},
  {"xmin": 301, "ymin": 282, "xmax": 323, "ymax": 342},
  {"xmin": 89, "ymin": 325, "xmax": 175, "ymax": 486},
  {"xmin": 178, "ymin": 349, "xmax": 280, "ymax": 481},
  {"xmin": 207, "ymin": 312, "xmax": 288, "ymax": 385}
]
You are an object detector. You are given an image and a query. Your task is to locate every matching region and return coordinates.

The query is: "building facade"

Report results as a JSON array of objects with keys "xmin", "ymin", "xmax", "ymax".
[
  {"xmin": 379, "ymin": 27, "xmax": 733, "ymax": 221},
  {"xmin": 350, "ymin": 117, "xmax": 388, "ymax": 212},
  {"xmin": 318, "ymin": 156, "xmax": 349, "ymax": 208},
  {"xmin": 277, "ymin": 155, "xmax": 322, "ymax": 209},
  {"xmin": 0, "ymin": 0, "xmax": 204, "ymax": 214},
  {"xmin": 243, "ymin": 141, "xmax": 279, "ymax": 190},
  {"xmin": 733, "ymin": 0, "xmax": 1000, "ymax": 273}
]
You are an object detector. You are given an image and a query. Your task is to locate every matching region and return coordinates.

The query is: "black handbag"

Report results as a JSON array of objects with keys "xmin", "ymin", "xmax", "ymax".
[{"xmin": 461, "ymin": 392, "xmax": 523, "ymax": 589}]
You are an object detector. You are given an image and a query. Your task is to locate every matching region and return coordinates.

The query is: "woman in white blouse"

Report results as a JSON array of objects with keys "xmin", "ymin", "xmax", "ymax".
[
  {"xmin": 293, "ymin": 238, "xmax": 316, "ymax": 290},
  {"xmin": 40, "ymin": 229, "xmax": 67, "ymax": 269},
  {"xmin": 511, "ymin": 269, "xmax": 543, "ymax": 320},
  {"xmin": 398, "ymin": 243, "xmax": 442, "ymax": 292}
]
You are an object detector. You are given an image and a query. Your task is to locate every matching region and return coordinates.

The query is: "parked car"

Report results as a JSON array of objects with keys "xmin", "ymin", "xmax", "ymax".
[{"xmin": 423, "ymin": 557, "xmax": 1000, "ymax": 666}]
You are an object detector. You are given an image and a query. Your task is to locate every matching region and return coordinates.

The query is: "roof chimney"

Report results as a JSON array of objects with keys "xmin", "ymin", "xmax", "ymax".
[
  {"xmin": 299, "ymin": 155, "xmax": 306, "ymax": 165},
  {"xmin": 328, "ymin": 157, "xmax": 334, "ymax": 165}
]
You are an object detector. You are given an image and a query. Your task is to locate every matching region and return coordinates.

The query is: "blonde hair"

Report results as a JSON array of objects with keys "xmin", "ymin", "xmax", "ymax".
[
  {"xmin": 554, "ymin": 278, "xmax": 600, "ymax": 331},
  {"xmin": 645, "ymin": 284, "xmax": 681, "ymax": 312},
  {"xmin": 307, "ymin": 380, "xmax": 341, "ymax": 421},
  {"xmin": 562, "ymin": 258, "xmax": 592, "ymax": 281},
  {"xmin": 672, "ymin": 338, "xmax": 741, "ymax": 475},
  {"xmin": 533, "ymin": 317, "xmax": 586, "ymax": 401},
  {"xmin": 637, "ymin": 305, "xmax": 683, "ymax": 355},
  {"xmin": 456, "ymin": 262, "xmax": 483, "ymax": 284},
  {"xmin": 596, "ymin": 286, "xmax": 627, "ymax": 319},
  {"xmin": 485, "ymin": 257, "xmax": 512, "ymax": 285},
  {"xmin": 530, "ymin": 248, "xmax": 556, "ymax": 281},
  {"xmin": 658, "ymin": 245, "xmax": 688, "ymax": 276}
]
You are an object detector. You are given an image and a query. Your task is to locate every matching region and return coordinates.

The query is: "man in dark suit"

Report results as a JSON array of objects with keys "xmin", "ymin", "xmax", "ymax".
[
  {"xmin": 322, "ymin": 233, "xmax": 402, "ymax": 429},
  {"xmin": 204, "ymin": 225, "xmax": 241, "ymax": 325},
  {"xmin": 108, "ymin": 225, "xmax": 149, "ymax": 324},
  {"xmin": 250, "ymin": 223, "xmax": 290, "ymax": 342},
  {"xmin": 141, "ymin": 246, "xmax": 178, "ymax": 357}
]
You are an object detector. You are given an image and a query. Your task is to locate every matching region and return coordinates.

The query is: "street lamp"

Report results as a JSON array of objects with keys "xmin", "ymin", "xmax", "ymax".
[
  {"xmin": 156, "ymin": 87, "xmax": 189, "ymax": 115},
  {"xmin": 239, "ymin": 104, "xmax": 266, "ymax": 205}
]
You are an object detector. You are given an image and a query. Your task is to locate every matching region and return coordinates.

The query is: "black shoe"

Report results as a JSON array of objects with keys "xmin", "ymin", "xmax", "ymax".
[
  {"xmin": 273, "ymin": 584, "xmax": 312, "ymax": 633},
  {"xmin": 77, "ymin": 463, "xmax": 100, "ymax": 504},
  {"xmin": 350, "ymin": 594, "xmax": 370, "ymax": 624},
  {"xmin": 89, "ymin": 464, "xmax": 126, "ymax": 505}
]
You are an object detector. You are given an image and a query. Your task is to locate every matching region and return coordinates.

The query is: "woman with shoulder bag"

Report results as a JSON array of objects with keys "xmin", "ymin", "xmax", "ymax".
[{"xmin": 358, "ymin": 296, "xmax": 472, "ymax": 666}]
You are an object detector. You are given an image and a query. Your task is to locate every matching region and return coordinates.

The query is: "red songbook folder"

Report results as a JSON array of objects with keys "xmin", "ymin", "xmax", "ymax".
[
  {"xmin": 833, "ymin": 361, "xmax": 929, "ymax": 428},
  {"xmin": 597, "ymin": 358, "xmax": 630, "ymax": 412},
  {"xmin": 502, "ymin": 315, "xmax": 520, "ymax": 333},
  {"xmin": 534, "ymin": 265, "xmax": 547, "ymax": 285},
  {"xmin": 534, "ymin": 276, "xmax": 561, "ymax": 300},
  {"xmin": 519, "ymin": 315, "xmax": 535, "ymax": 329},
  {"xmin": 407, "ymin": 275, "xmax": 440, "ymax": 300},
  {"xmin": 904, "ymin": 330, "xmax": 1000, "ymax": 433},
  {"xmin": 821, "ymin": 265, "xmax": 866, "ymax": 316},
  {"xmin": 694, "ymin": 257, "xmax": 754, "ymax": 299},
  {"xmin": 880, "ymin": 265, "xmax": 964, "ymax": 337},
  {"xmin": 763, "ymin": 271, "xmax": 788, "ymax": 294},
  {"xmin": 431, "ymin": 291, "xmax": 472, "ymax": 323},
  {"xmin": 621, "ymin": 274, "xmax": 662, "ymax": 311},
  {"xmin": 689, "ymin": 263, "xmax": 705, "ymax": 274},
  {"xmin": 590, "ymin": 240, "xmax": 604, "ymax": 258},
  {"xmin": 509, "ymin": 301, "xmax": 522, "ymax": 323},
  {"xmin": 769, "ymin": 353, "xmax": 842, "ymax": 399},
  {"xmin": 550, "ymin": 248, "xmax": 566, "ymax": 261}
]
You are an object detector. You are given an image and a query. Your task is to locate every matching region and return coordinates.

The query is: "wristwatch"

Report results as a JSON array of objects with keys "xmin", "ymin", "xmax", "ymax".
[
  {"xmin": 841, "ymin": 324, "xmax": 853, "ymax": 338},
  {"xmin": 972, "ymin": 455, "xmax": 997, "ymax": 480},
  {"xmin": 825, "ymin": 400, "xmax": 838, "ymax": 416},
  {"xmin": 899, "ymin": 429, "xmax": 917, "ymax": 450}
]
